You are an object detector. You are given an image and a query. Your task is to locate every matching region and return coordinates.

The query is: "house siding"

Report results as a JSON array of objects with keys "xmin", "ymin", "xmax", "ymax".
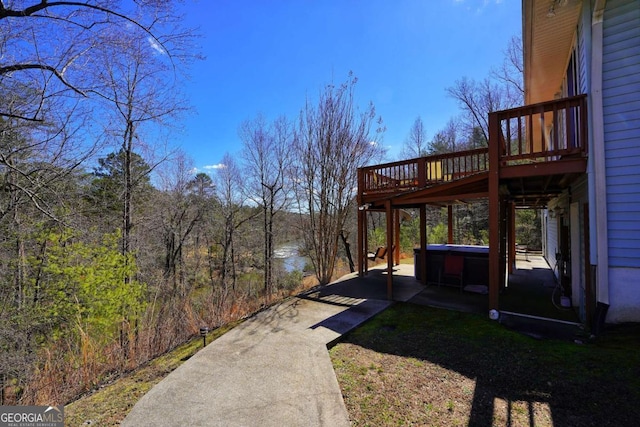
[
  {"xmin": 602, "ymin": 0, "xmax": 640, "ymax": 322},
  {"xmin": 603, "ymin": 0, "xmax": 640, "ymax": 270}
]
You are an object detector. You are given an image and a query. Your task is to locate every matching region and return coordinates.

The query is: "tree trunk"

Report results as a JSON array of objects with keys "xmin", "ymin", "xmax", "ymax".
[{"xmin": 340, "ymin": 230, "xmax": 355, "ymax": 273}]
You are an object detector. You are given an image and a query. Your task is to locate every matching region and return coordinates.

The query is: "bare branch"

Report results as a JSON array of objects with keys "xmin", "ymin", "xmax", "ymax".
[
  {"xmin": 1, "ymin": 63, "xmax": 86, "ymax": 95},
  {"xmin": 0, "ymin": 1, "xmax": 173, "ymax": 69},
  {"xmin": 0, "ymin": 111, "xmax": 44, "ymax": 122}
]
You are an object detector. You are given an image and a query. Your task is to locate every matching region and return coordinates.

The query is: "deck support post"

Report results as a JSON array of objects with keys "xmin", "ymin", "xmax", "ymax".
[
  {"xmin": 357, "ymin": 208, "xmax": 365, "ymax": 277},
  {"xmin": 394, "ymin": 208, "xmax": 400, "ymax": 265},
  {"xmin": 508, "ymin": 202, "xmax": 516, "ymax": 274},
  {"xmin": 420, "ymin": 205, "xmax": 427, "ymax": 285},
  {"xmin": 385, "ymin": 200, "xmax": 394, "ymax": 300},
  {"xmin": 488, "ymin": 112, "xmax": 501, "ymax": 311},
  {"xmin": 447, "ymin": 205, "xmax": 454, "ymax": 244}
]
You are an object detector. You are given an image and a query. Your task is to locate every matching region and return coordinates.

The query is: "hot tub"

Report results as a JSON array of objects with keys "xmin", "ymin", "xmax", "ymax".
[{"xmin": 414, "ymin": 244, "xmax": 489, "ymax": 287}]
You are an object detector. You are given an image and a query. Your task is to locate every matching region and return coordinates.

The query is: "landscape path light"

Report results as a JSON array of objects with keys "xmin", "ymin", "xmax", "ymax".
[{"xmin": 199, "ymin": 326, "xmax": 209, "ymax": 347}]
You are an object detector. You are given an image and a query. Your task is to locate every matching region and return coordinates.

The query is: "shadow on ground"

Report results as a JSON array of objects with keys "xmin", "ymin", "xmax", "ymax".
[
  {"xmin": 324, "ymin": 258, "xmax": 585, "ymax": 342},
  {"xmin": 332, "ymin": 303, "xmax": 640, "ymax": 427}
]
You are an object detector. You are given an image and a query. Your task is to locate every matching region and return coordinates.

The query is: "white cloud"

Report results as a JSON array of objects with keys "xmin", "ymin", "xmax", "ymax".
[
  {"xmin": 453, "ymin": 0, "xmax": 504, "ymax": 11},
  {"xmin": 147, "ymin": 36, "xmax": 166, "ymax": 55},
  {"xmin": 203, "ymin": 163, "xmax": 226, "ymax": 170}
]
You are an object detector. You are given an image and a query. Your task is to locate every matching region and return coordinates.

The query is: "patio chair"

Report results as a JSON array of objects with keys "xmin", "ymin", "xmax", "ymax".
[
  {"xmin": 438, "ymin": 254, "xmax": 464, "ymax": 290},
  {"xmin": 367, "ymin": 246, "xmax": 388, "ymax": 261},
  {"xmin": 516, "ymin": 243, "xmax": 529, "ymax": 261}
]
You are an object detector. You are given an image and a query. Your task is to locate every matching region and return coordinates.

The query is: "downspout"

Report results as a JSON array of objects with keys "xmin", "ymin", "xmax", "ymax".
[{"xmin": 590, "ymin": 0, "xmax": 609, "ymax": 305}]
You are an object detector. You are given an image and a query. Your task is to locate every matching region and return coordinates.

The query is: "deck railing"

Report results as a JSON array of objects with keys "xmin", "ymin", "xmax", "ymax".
[
  {"xmin": 492, "ymin": 94, "xmax": 588, "ymax": 165},
  {"xmin": 359, "ymin": 147, "xmax": 489, "ymax": 194},
  {"xmin": 358, "ymin": 95, "xmax": 588, "ymax": 196}
]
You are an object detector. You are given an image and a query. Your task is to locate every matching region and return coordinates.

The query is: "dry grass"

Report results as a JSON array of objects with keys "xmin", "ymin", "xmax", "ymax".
[
  {"xmin": 64, "ymin": 321, "xmax": 241, "ymax": 426},
  {"xmin": 62, "ymin": 277, "xmax": 321, "ymax": 425},
  {"xmin": 330, "ymin": 303, "xmax": 640, "ymax": 427}
]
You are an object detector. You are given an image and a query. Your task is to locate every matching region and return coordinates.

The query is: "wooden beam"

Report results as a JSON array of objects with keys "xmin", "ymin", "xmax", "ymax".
[
  {"xmin": 508, "ymin": 202, "xmax": 516, "ymax": 274},
  {"xmin": 420, "ymin": 205, "xmax": 427, "ymax": 285},
  {"xmin": 398, "ymin": 191, "xmax": 490, "ymax": 206},
  {"xmin": 499, "ymin": 157, "xmax": 586, "ymax": 179},
  {"xmin": 386, "ymin": 200, "xmax": 393, "ymax": 300},
  {"xmin": 488, "ymin": 112, "xmax": 501, "ymax": 311},
  {"xmin": 394, "ymin": 208, "xmax": 401, "ymax": 266},
  {"xmin": 357, "ymin": 208, "xmax": 364, "ymax": 276},
  {"xmin": 448, "ymin": 205, "xmax": 454, "ymax": 244}
]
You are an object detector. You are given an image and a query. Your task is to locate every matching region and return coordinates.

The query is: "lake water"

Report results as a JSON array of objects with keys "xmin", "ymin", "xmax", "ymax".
[{"xmin": 274, "ymin": 244, "xmax": 308, "ymax": 273}]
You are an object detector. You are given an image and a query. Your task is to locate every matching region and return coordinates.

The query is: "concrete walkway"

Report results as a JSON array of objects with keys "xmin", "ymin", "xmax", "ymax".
[{"xmin": 122, "ymin": 265, "xmax": 424, "ymax": 427}]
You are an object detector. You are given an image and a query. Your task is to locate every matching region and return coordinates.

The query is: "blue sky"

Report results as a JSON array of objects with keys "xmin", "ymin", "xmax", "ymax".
[{"xmin": 176, "ymin": 0, "xmax": 522, "ymax": 172}]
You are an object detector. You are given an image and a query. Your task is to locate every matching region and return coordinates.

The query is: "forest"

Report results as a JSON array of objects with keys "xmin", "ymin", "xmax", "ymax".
[{"xmin": 0, "ymin": 1, "xmax": 536, "ymax": 405}]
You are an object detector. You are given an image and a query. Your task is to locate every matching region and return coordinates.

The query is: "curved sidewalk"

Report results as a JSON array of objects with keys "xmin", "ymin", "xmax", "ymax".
[{"xmin": 122, "ymin": 265, "xmax": 424, "ymax": 427}]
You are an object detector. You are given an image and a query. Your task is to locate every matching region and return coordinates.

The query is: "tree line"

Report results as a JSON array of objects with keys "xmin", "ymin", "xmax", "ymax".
[{"xmin": 1, "ymin": 2, "xmax": 386, "ymax": 404}]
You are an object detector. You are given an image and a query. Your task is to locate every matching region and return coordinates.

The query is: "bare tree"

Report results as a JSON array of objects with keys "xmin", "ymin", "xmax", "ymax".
[
  {"xmin": 492, "ymin": 36, "xmax": 524, "ymax": 101},
  {"xmin": 156, "ymin": 152, "xmax": 204, "ymax": 295},
  {"xmin": 0, "ymin": 1, "xmax": 182, "ymax": 122},
  {"xmin": 1, "ymin": 1, "xmax": 196, "ymax": 228},
  {"xmin": 446, "ymin": 37, "xmax": 524, "ymax": 142},
  {"xmin": 186, "ymin": 172, "xmax": 217, "ymax": 287},
  {"xmin": 78, "ymin": 10, "xmax": 196, "ymax": 359},
  {"xmin": 240, "ymin": 114, "xmax": 293, "ymax": 300},
  {"xmin": 399, "ymin": 116, "xmax": 429, "ymax": 160},
  {"xmin": 293, "ymin": 73, "xmax": 385, "ymax": 285},
  {"xmin": 446, "ymin": 77, "xmax": 508, "ymax": 143},
  {"xmin": 213, "ymin": 154, "xmax": 257, "ymax": 297},
  {"xmin": 90, "ymin": 19, "xmax": 194, "ymax": 260},
  {"xmin": 429, "ymin": 118, "xmax": 460, "ymax": 154}
]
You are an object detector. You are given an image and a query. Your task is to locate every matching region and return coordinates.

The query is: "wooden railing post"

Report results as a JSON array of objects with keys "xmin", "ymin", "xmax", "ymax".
[{"xmin": 418, "ymin": 157, "xmax": 426, "ymax": 188}]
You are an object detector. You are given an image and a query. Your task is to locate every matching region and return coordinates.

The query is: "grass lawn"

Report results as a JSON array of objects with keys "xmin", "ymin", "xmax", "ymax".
[{"xmin": 330, "ymin": 303, "xmax": 640, "ymax": 427}]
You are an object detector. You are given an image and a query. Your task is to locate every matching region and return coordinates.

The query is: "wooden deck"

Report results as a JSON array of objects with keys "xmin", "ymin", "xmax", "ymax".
[
  {"xmin": 356, "ymin": 95, "xmax": 589, "ymax": 310},
  {"xmin": 357, "ymin": 95, "xmax": 588, "ymax": 209}
]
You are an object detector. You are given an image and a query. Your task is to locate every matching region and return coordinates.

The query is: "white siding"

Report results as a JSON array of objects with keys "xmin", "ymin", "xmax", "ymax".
[{"xmin": 544, "ymin": 210, "xmax": 559, "ymax": 274}]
